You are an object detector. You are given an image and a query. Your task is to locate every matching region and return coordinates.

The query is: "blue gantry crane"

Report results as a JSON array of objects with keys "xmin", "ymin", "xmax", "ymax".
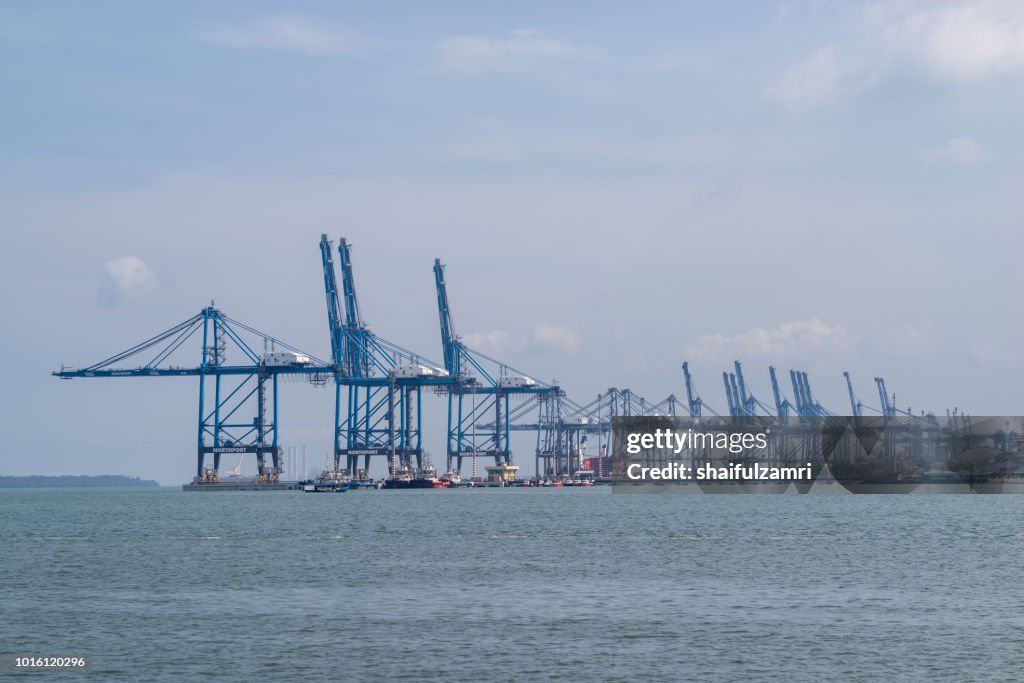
[
  {"xmin": 433, "ymin": 257, "xmax": 558, "ymax": 478},
  {"xmin": 54, "ymin": 305, "xmax": 333, "ymax": 482},
  {"xmin": 787, "ymin": 370, "xmax": 833, "ymax": 417},
  {"xmin": 843, "ymin": 371, "xmax": 864, "ymax": 418},
  {"xmin": 536, "ymin": 387, "xmax": 673, "ymax": 478},
  {"xmin": 681, "ymin": 361, "xmax": 845, "ymax": 419},
  {"xmin": 320, "ymin": 235, "xmax": 450, "ymax": 476},
  {"xmin": 769, "ymin": 366, "xmax": 793, "ymax": 419},
  {"xmin": 875, "ymin": 376, "xmax": 897, "ymax": 418},
  {"xmin": 682, "ymin": 362, "xmax": 704, "ymax": 418},
  {"xmin": 720, "ymin": 361, "xmax": 779, "ymax": 417}
]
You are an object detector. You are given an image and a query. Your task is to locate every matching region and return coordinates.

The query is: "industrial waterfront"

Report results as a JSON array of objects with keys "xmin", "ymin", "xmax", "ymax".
[{"xmin": 54, "ymin": 236, "xmax": 1024, "ymax": 493}]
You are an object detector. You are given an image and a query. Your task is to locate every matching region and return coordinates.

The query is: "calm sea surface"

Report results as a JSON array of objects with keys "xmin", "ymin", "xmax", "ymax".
[{"xmin": 3, "ymin": 488, "xmax": 1024, "ymax": 682}]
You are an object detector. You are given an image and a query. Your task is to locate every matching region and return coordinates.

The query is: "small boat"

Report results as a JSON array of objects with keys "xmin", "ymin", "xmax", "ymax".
[
  {"xmin": 303, "ymin": 470, "xmax": 351, "ymax": 493},
  {"xmin": 440, "ymin": 470, "xmax": 472, "ymax": 488},
  {"xmin": 383, "ymin": 465, "xmax": 449, "ymax": 489}
]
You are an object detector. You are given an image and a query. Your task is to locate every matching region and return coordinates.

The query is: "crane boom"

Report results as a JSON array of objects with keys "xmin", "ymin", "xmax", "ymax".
[
  {"xmin": 433, "ymin": 258, "xmax": 460, "ymax": 378},
  {"xmin": 682, "ymin": 362, "xmax": 701, "ymax": 418},
  {"xmin": 337, "ymin": 238, "xmax": 362, "ymax": 329},
  {"xmin": 734, "ymin": 361, "xmax": 751, "ymax": 415},
  {"xmin": 769, "ymin": 366, "xmax": 787, "ymax": 418},
  {"xmin": 319, "ymin": 235, "xmax": 344, "ymax": 369},
  {"xmin": 336, "ymin": 239, "xmax": 373, "ymax": 379},
  {"xmin": 843, "ymin": 371, "xmax": 862, "ymax": 417},
  {"xmin": 875, "ymin": 377, "xmax": 894, "ymax": 417},
  {"xmin": 722, "ymin": 372, "xmax": 735, "ymax": 415}
]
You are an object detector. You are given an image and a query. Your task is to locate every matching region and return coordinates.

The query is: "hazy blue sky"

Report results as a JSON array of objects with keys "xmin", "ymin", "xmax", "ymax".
[{"xmin": 3, "ymin": 1, "xmax": 1024, "ymax": 482}]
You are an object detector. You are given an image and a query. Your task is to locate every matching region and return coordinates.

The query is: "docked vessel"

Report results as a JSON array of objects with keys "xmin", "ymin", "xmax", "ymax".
[
  {"xmin": 302, "ymin": 469, "xmax": 351, "ymax": 493},
  {"xmin": 439, "ymin": 470, "xmax": 472, "ymax": 488},
  {"xmin": 183, "ymin": 465, "xmax": 301, "ymax": 491},
  {"xmin": 382, "ymin": 465, "xmax": 450, "ymax": 489},
  {"xmin": 183, "ymin": 478, "xmax": 301, "ymax": 491},
  {"xmin": 345, "ymin": 468, "xmax": 377, "ymax": 490}
]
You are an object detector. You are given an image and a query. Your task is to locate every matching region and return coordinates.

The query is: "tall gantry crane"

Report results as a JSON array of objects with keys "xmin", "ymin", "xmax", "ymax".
[
  {"xmin": 788, "ymin": 370, "xmax": 832, "ymax": 417},
  {"xmin": 769, "ymin": 366, "xmax": 793, "ymax": 419},
  {"xmin": 843, "ymin": 371, "xmax": 864, "ymax": 417},
  {"xmin": 875, "ymin": 376, "xmax": 896, "ymax": 418},
  {"xmin": 682, "ymin": 362, "xmax": 706, "ymax": 419},
  {"xmin": 433, "ymin": 257, "xmax": 558, "ymax": 477},
  {"xmin": 54, "ymin": 305, "xmax": 333, "ymax": 482},
  {"xmin": 320, "ymin": 235, "xmax": 449, "ymax": 476}
]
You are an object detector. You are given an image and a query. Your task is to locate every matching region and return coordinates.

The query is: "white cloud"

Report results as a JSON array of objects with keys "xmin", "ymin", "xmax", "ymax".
[
  {"xmin": 880, "ymin": 324, "xmax": 931, "ymax": 355},
  {"xmin": 533, "ymin": 324, "xmax": 579, "ymax": 352},
  {"xmin": 766, "ymin": 46, "xmax": 874, "ymax": 107},
  {"xmin": 923, "ymin": 137, "xmax": 993, "ymax": 166},
  {"xmin": 970, "ymin": 342, "xmax": 1018, "ymax": 367},
  {"xmin": 684, "ymin": 320, "xmax": 856, "ymax": 359},
  {"xmin": 875, "ymin": 1, "xmax": 1024, "ymax": 80},
  {"xmin": 438, "ymin": 29, "xmax": 578, "ymax": 74},
  {"xmin": 770, "ymin": 2, "xmax": 1024, "ymax": 107},
  {"xmin": 193, "ymin": 13, "xmax": 363, "ymax": 55},
  {"xmin": 98, "ymin": 256, "xmax": 158, "ymax": 308},
  {"xmin": 462, "ymin": 324, "xmax": 579, "ymax": 355},
  {"xmin": 462, "ymin": 330, "xmax": 512, "ymax": 354}
]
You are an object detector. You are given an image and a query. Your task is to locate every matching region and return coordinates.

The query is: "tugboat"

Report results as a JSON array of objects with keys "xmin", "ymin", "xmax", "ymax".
[
  {"xmin": 440, "ymin": 470, "xmax": 471, "ymax": 488},
  {"xmin": 347, "ymin": 468, "xmax": 377, "ymax": 490},
  {"xmin": 382, "ymin": 466, "xmax": 415, "ymax": 489},
  {"xmin": 303, "ymin": 469, "xmax": 350, "ymax": 493},
  {"xmin": 383, "ymin": 465, "xmax": 450, "ymax": 489},
  {"xmin": 562, "ymin": 469, "xmax": 595, "ymax": 487}
]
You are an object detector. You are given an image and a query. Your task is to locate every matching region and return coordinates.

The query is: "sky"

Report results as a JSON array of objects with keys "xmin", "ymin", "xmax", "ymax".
[{"xmin": 3, "ymin": 1, "xmax": 1024, "ymax": 483}]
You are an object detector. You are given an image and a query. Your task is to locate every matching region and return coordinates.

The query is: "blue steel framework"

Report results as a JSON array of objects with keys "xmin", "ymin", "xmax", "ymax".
[
  {"xmin": 53, "ymin": 306, "xmax": 333, "ymax": 481},
  {"xmin": 320, "ymin": 236, "xmax": 449, "ymax": 476},
  {"xmin": 433, "ymin": 258, "xmax": 556, "ymax": 473},
  {"xmin": 531, "ymin": 388, "xmax": 679, "ymax": 478},
  {"xmin": 528, "ymin": 362, "xmax": 935, "ymax": 480}
]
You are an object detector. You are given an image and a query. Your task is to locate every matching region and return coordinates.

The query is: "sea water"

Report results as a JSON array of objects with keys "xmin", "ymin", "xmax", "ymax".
[{"xmin": 3, "ymin": 488, "xmax": 1023, "ymax": 681}]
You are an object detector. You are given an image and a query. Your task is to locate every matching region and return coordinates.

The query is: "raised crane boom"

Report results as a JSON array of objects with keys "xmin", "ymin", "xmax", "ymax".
[
  {"xmin": 769, "ymin": 366, "xmax": 788, "ymax": 418},
  {"xmin": 723, "ymin": 371, "xmax": 736, "ymax": 415},
  {"xmin": 319, "ymin": 234, "xmax": 344, "ymax": 370},
  {"xmin": 336, "ymin": 238, "xmax": 374, "ymax": 379},
  {"xmin": 843, "ymin": 371, "xmax": 862, "ymax": 417},
  {"xmin": 734, "ymin": 361, "xmax": 756, "ymax": 416},
  {"xmin": 433, "ymin": 258, "xmax": 461, "ymax": 379},
  {"xmin": 337, "ymin": 238, "xmax": 363, "ymax": 329},
  {"xmin": 875, "ymin": 377, "xmax": 895, "ymax": 417},
  {"xmin": 682, "ymin": 362, "xmax": 702, "ymax": 418}
]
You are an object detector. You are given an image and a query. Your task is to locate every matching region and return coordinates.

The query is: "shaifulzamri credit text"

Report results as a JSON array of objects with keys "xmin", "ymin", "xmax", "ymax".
[{"xmin": 626, "ymin": 462, "xmax": 815, "ymax": 481}]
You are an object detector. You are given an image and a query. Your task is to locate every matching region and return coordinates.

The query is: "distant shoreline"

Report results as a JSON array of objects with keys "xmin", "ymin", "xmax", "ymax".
[{"xmin": 0, "ymin": 475, "xmax": 160, "ymax": 489}]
